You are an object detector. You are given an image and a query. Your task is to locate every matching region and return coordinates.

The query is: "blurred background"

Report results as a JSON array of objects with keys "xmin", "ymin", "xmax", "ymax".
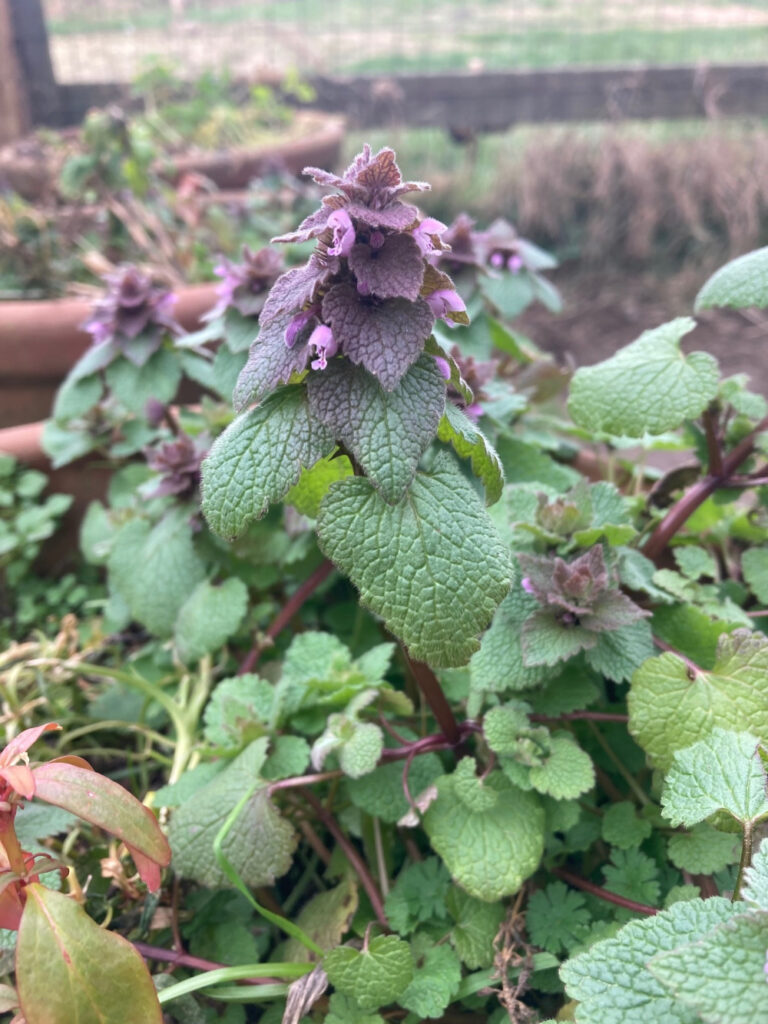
[{"xmin": 3, "ymin": 0, "xmax": 768, "ymax": 409}]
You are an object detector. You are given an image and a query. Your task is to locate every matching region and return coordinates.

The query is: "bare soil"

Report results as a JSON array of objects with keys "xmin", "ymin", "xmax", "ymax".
[{"xmin": 518, "ymin": 268, "xmax": 768, "ymax": 397}]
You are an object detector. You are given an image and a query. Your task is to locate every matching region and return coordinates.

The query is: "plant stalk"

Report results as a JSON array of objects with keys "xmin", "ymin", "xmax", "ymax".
[{"xmin": 403, "ymin": 653, "xmax": 461, "ymax": 746}]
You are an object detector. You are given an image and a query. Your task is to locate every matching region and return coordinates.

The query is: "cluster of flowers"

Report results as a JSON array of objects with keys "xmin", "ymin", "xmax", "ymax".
[{"xmin": 235, "ymin": 145, "xmax": 471, "ymax": 406}]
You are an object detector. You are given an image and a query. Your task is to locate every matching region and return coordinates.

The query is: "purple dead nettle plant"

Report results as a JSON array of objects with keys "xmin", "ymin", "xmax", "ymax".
[
  {"xmin": 81, "ymin": 265, "xmax": 182, "ymax": 366},
  {"xmin": 232, "ymin": 144, "xmax": 470, "ymax": 407},
  {"xmin": 208, "ymin": 245, "xmax": 285, "ymax": 320}
]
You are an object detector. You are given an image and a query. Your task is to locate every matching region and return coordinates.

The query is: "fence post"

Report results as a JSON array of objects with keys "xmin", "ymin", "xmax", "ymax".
[
  {"xmin": 8, "ymin": 0, "xmax": 59, "ymax": 126},
  {"xmin": 0, "ymin": 0, "xmax": 29, "ymax": 143}
]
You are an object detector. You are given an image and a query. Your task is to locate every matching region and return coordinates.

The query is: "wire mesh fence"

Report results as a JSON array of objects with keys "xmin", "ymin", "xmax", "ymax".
[{"xmin": 43, "ymin": 0, "xmax": 768, "ymax": 85}]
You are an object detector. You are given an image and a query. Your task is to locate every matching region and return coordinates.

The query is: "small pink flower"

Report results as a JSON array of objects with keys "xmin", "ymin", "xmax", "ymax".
[
  {"xmin": 521, "ymin": 577, "xmax": 534, "ymax": 595},
  {"xmin": 327, "ymin": 209, "xmax": 355, "ymax": 257},
  {"xmin": 412, "ymin": 217, "xmax": 447, "ymax": 256},
  {"xmin": 369, "ymin": 230, "xmax": 386, "ymax": 250},
  {"xmin": 434, "ymin": 356, "xmax": 451, "ymax": 380},
  {"xmin": 489, "ymin": 251, "xmax": 505, "ymax": 269},
  {"xmin": 508, "ymin": 253, "xmax": 523, "ymax": 273},
  {"xmin": 308, "ymin": 324, "xmax": 338, "ymax": 371},
  {"xmin": 284, "ymin": 308, "xmax": 315, "ymax": 348},
  {"xmin": 426, "ymin": 288, "xmax": 466, "ymax": 327}
]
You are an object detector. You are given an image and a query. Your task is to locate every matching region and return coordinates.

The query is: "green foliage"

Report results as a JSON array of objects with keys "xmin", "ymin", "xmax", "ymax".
[
  {"xmin": 526, "ymin": 883, "xmax": 591, "ymax": 955},
  {"xmin": 316, "ymin": 452, "xmax": 512, "ymax": 667},
  {"xmin": 436, "ymin": 401, "xmax": 504, "ymax": 504},
  {"xmin": 695, "ymin": 246, "xmax": 768, "ymax": 311},
  {"xmin": 174, "ymin": 578, "xmax": 249, "ymax": 663},
  {"xmin": 568, "ymin": 318, "xmax": 719, "ymax": 437},
  {"xmin": 385, "ymin": 858, "xmax": 451, "ymax": 936},
  {"xmin": 601, "ymin": 801, "xmax": 653, "ymax": 850},
  {"xmin": 323, "ymin": 935, "xmax": 414, "ymax": 1011}
]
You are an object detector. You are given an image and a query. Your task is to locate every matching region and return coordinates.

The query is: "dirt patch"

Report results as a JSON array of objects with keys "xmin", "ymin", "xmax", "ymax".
[{"xmin": 519, "ymin": 268, "xmax": 768, "ymax": 397}]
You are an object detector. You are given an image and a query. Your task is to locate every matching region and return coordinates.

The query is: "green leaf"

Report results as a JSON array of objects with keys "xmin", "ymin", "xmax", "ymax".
[
  {"xmin": 480, "ymin": 272, "xmax": 535, "ymax": 318},
  {"xmin": 525, "ymin": 882, "xmax": 591, "ymax": 955},
  {"xmin": 385, "ymin": 857, "xmax": 451, "ymax": 936},
  {"xmin": 495, "ymin": 436, "xmax": 581, "ymax": 491},
  {"xmin": 263, "ymin": 735, "xmax": 310, "ymax": 781},
  {"xmin": 568, "ymin": 318, "xmax": 720, "ymax": 437},
  {"xmin": 313, "ymin": 717, "xmax": 383, "ymax": 779},
  {"xmin": 453, "ymin": 756, "xmax": 500, "ymax": 812},
  {"xmin": 470, "ymin": 586, "xmax": 554, "ymax": 695},
  {"xmin": 317, "ymin": 452, "xmax": 512, "ymax": 667},
  {"xmin": 446, "ymin": 888, "xmax": 505, "ymax": 969},
  {"xmin": 437, "ymin": 402, "xmax": 504, "ymax": 505},
  {"xmin": 528, "ymin": 735, "xmax": 595, "ymax": 800},
  {"xmin": 661, "ymin": 728, "xmax": 768, "ymax": 827},
  {"xmin": 674, "ymin": 546, "xmax": 718, "ymax": 581},
  {"xmin": 695, "ymin": 246, "xmax": 768, "ymax": 311},
  {"xmin": 741, "ymin": 547, "xmax": 768, "ymax": 604},
  {"xmin": 53, "ymin": 372, "xmax": 104, "ymax": 420},
  {"xmin": 601, "ymin": 801, "xmax": 653, "ymax": 850},
  {"xmin": 284, "ymin": 455, "xmax": 353, "ymax": 518},
  {"xmin": 169, "ymin": 739, "xmax": 296, "ymax": 888},
  {"xmin": 743, "ymin": 837, "xmax": 768, "ymax": 909},
  {"xmin": 174, "ymin": 578, "xmax": 248, "ymax": 663},
  {"xmin": 651, "ymin": 604, "xmax": 739, "ymax": 670},
  {"xmin": 424, "ymin": 771, "xmax": 544, "ymax": 901},
  {"xmin": 17, "ymin": 884, "xmax": 162, "ymax": 1024},
  {"xmin": 650, "ymin": 910, "xmax": 768, "ymax": 1024},
  {"xmin": 202, "ymin": 674, "xmax": 274, "ymax": 749},
  {"xmin": 560, "ymin": 897, "xmax": 742, "ymax": 1024},
  {"xmin": 105, "ymin": 348, "xmax": 182, "ymax": 413},
  {"xmin": 323, "ymin": 935, "xmax": 415, "ymax": 1011},
  {"xmin": 628, "ymin": 629, "xmax": 768, "ymax": 768},
  {"xmin": 400, "ymin": 943, "xmax": 461, "ymax": 1019},
  {"xmin": 280, "ymin": 877, "xmax": 358, "ymax": 963},
  {"xmin": 108, "ymin": 508, "xmax": 206, "ymax": 637},
  {"xmin": 202, "ymin": 387, "xmax": 334, "ymax": 539},
  {"xmin": 667, "ymin": 824, "xmax": 741, "ymax": 875},
  {"xmin": 325, "ymin": 993, "xmax": 384, "ymax": 1024},
  {"xmin": 224, "ymin": 307, "xmax": 259, "ymax": 352},
  {"xmin": 602, "ymin": 848, "xmax": 660, "ymax": 907},
  {"xmin": 346, "ymin": 748, "xmax": 443, "ymax": 824},
  {"xmin": 308, "ymin": 355, "xmax": 445, "ymax": 503}
]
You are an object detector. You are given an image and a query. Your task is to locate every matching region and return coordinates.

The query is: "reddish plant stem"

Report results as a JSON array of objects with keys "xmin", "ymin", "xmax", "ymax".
[
  {"xmin": 300, "ymin": 790, "xmax": 389, "ymax": 930},
  {"xmin": 643, "ymin": 414, "xmax": 768, "ymax": 565},
  {"xmin": 553, "ymin": 867, "xmax": 657, "ymax": 916},
  {"xmin": 702, "ymin": 405, "xmax": 723, "ymax": 477},
  {"xmin": 652, "ymin": 635, "xmax": 700, "ymax": 677},
  {"xmin": 132, "ymin": 942, "xmax": 280, "ymax": 984},
  {"xmin": 403, "ymin": 653, "xmax": 461, "ymax": 745},
  {"xmin": 238, "ymin": 559, "xmax": 335, "ymax": 674}
]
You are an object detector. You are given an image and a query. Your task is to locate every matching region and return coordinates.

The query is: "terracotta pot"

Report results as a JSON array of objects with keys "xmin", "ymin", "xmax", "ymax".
[
  {"xmin": 157, "ymin": 112, "xmax": 345, "ymax": 190},
  {"xmin": 0, "ymin": 420, "xmax": 112, "ymax": 571},
  {"xmin": 0, "ymin": 282, "xmax": 217, "ymax": 429}
]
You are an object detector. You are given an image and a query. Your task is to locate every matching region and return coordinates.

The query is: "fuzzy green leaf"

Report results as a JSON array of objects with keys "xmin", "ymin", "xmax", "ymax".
[
  {"xmin": 601, "ymin": 801, "xmax": 653, "ymax": 850},
  {"xmin": 661, "ymin": 728, "xmax": 768, "ymax": 827},
  {"xmin": 437, "ymin": 402, "xmax": 504, "ymax": 505},
  {"xmin": 317, "ymin": 452, "xmax": 512, "ymax": 667},
  {"xmin": 628, "ymin": 629, "xmax": 768, "ymax": 768},
  {"xmin": 470, "ymin": 586, "xmax": 554, "ymax": 695},
  {"xmin": 741, "ymin": 547, "xmax": 768, "ymax": 604},
  {"xmin": 446, "ymin": 888, "xmax": 505, "ymax": 969},
  {"xmin": 346, "ymin": 749, "xmax": 443, "ymax": 824},
  {"xmin": 202, "ymin": 387, "xmax": 334, "ymax": 539},
  {"xmin": 280, "ymin": 877, "xmax": 358, "ymax": 963},
  {"xmin": 105, "ymin": 348, "xmax": 181, "ymax": 414},
  {"xmin": 743, "ymin": 837, "xmax": 768, "ymax": 909},
  {"xmin": 325, "ymin": 993, "xmax": 384, "ymax": 1024},
  {"xmin": 323, "ymin": 935, "xmax": 414, "ymax": 1011},
  {"xmin": 667, "ymin": 824, "xmax": 741, "ymax": 875},
  {"xmin": 174, "ymin": 578, "xmax": 248, "ymax": 663},
  {"xmin": 400, "ymin": 943, "xmax": 462, "ymax": 1019},
  {"xmin": 650, "ymin": 910, "xmax": 768, "ymax": 1024},
  {"xmin": 284, "ymin": 455, "xmax": 353, "ymax": 518},
  {"xmin": 528, "ymin": 735, "xmax": 595, "ymax": 800},
  {"xmin": 308, "ymin": 354, "xmax": 445, "ymax": 503},
  {"xmin": 169, "ymin": 739, "xmax": 296, "ymax": 888},
  {"xmin": 202, "ymin": 674, "xmax": 274, "ymax": 749},
  {"xmin": 108, "ymin": 508, "xmax": 206, "ymax": 637},
  {"xmin": 695, "ymin": 246, "xmax": 768, "ymax": 310},
  {"xmin": 560, "ymin": 897, "xmax": 742, "ymax": 1024},
  {"xmin": 602, "ymin": 848, "xmax": 660, "ymax": 907},
  {"xmin": 568, "ymin": 318, "xmax": 719, "ymax": 437},
  {"xmin": 424, "ymin": 771, "xmax": 544, "ymax": 901}
]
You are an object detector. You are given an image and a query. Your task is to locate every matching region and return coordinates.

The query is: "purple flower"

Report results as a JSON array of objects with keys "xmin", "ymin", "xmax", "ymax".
[
  {"xmin": 308, "ymin": 324, "xmax": 338, "ymax": 371},
  {"xmin": 412, "ymin": 216, "xmax": 447, "ymax": 256},
  {"xmin": 508, "ymin": 253, "xmax": 523, "ymax": 273},
  {"xmin": 210, "ymin": 246, "xmax": 284, "ymax": 319},
  {"xmin": 438, "ymin": 343, "xmax": 497, "ymax": 421},
  {"xmin": 327, "ymin": 209, "xmax": 356, "ymax": 257},
  {"xmin": 81, "ymin": 266, "xmax": 181, "ymax": 367},
  {"xmin": 521, "ymin": 577, "xmax": 535, "ymax": 595},
  {"xmin": 426, "ymin": 288, "xmax": 466, "ymax": 326}
]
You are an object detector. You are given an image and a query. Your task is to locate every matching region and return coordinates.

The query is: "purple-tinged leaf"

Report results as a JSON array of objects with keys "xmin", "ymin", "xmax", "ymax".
[
  {"xmin": 348, "ymin": 233, "xmax": 425, "ymax": 301},
  {"xmin": 259, "ymin": 260, "xmax": 335, "ymax": 328},
  {"xmin": 234, "ymin": 314, "xmax": 312, "ymax": 410},
  {"xmin": 322, "ymin": 284, "xmax": 433, "ymax": 391},
  {"xmin": 32, "ymin": 762, "xmax": 170, "ymax": 889}
]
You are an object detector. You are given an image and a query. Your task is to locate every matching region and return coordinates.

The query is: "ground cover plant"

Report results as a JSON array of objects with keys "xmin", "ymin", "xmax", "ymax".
[{"xmin": 3, "ymin": 145, "xmax": 768, "ymax": 1022}]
